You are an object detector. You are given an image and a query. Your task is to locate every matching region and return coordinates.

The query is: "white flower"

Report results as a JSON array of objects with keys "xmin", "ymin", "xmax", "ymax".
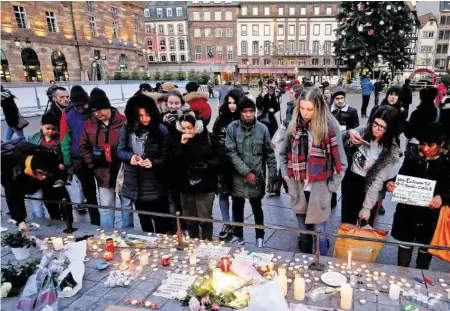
[
  {"xmin": 178, "ymin": 290, "xmax": 188, "ymax": 300},
  {"xmin": 30, "ymin": 223, "xmax": 40, "ymax": 228},
  {"xmin": 7, "ymin": 219, "xmax": 17, "ymax": 225},
  {"xmin": 189, "ymin": 297, "xmax": 201, "ymax": 311}
]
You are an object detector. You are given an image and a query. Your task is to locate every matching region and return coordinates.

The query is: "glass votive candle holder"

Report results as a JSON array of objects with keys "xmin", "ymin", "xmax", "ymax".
[{"xmin": 121, "ymin": 249, "xmax": 131, "ymax": 262}]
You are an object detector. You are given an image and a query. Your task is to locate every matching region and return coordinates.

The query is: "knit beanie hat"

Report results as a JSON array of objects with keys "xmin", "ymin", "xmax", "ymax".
[
  {"xmin": 70, "ymin": 85, "xmax": 89, "ymax": 106},
  {"xmin": 385, "ymin": 85, "xmax": 402, "ymax": 97},
  {"xmin": 331, "ymin": 87, "xmax": 346, "ymax": 104},
  {"xmin": 89, "ymin": 88, "xmax": 111, "ymax": 111},
  {"xmin": 237, "ymin": 97, "xmax": 256, "ymax": 113},
  {"xmin": 186, "ymin": 81, "xmax": 200, "ymax": 93},
  {"xmin": 419, "ymin": 87, "xmax": 438, "ymax": 103},
  {"xmin": 41, "ymin": 113, "xmax": 59, "ymax": 127},
  {"xmin": 139, "ymin": 83, "xmax": 152, "ymax": 92}
]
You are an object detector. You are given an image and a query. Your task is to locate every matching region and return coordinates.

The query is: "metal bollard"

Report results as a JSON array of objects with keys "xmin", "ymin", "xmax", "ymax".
[
  {"xmin": 309, "ymin": 232, "xmax": 325, "ymax": 271},
  {"xmin": 175, "ymin": 212, "xmax": 187, "ymax": 250},
  {"xmin": 62, "ymin": 198, "xmax": 78, "ymax": 233}
]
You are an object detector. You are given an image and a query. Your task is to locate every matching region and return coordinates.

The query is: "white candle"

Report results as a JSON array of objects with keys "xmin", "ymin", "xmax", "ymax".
[
  {"xmin": 389, "ymin": 284, "xmax": 401, "ymax": 300},
  {"xmin": 52, "ymin": 237, "xmax": 63, "ymax": 251},
  {"xmin": 340, "ymin": 283, "xmax": 353, "ymax": 310},
  {"xmin": 121, "ymin": 249, "xmax": 131, "ymax": 262},
  {"xmin": 347, "ymin": 249, "xmax": 352, "ymax": 267},
  {"xmin": 139, "ymin": 253, "xmax": 149, "ymax": 266},
  {"xmin": 278, "ymin": 273, "xmax": 288, "ymax": 297},
  {"xmin": 189, "ymin": 251, "xmax": 197, "ymax": 265},
  {"xmin": 294, "ymin": 274, "xmax": 305, "ymax": 301}
]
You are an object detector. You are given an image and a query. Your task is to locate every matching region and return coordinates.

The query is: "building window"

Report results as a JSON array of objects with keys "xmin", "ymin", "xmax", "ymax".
[
  {"xmin": 180, "ymin": 54, "xmax": 186, "ymax": 61},
  {"xmin": 157, "ymin": 8, "xmax": 163, "ymax": 18},
  {"xmin": 193, "ymin": 11, "xmax": 200, "ymax": 20},
  {"xmin": 300, "ymin": 6, "xmax": 306, "ymax": 15},
  {"xmin": 289, "ymin": 25, "xmax": 295, "ymax": 35},
  {"xmin": 206, "ymin": 46, "xmax": 212, "ymax": 57},
  {"xmin": 241, "ymin": 25, "xmax": 247, "ymax": 36},
  {"xmin": 176, "ymin": 7, "xmax": 182, "ymax": 17},
  {"xmin": 145, "ymin": 24, "xmax": 152, "ymax": 33},
  {"xmin": 87, "ymin": 1, "xmax": 94, "ymax": 12},
  {"xmin": 264, "ymin": 59, "xmax": 271, "ymax": 65},
  {"xmin": 241, "ymin": 41, "xmax": 248, "ymax": 55},
  {"xmin": 278, "ymin": 6, "xmax": 284, "ymax": 15},
  {"xmin": 288, "ymin": 40, "xmax": 294, "ymax": 54},
  {"xmin": 422, "ymin": 31, "xmax": 434, "ymax": 38},
  {"xmin": 225, "ymin": 11, "xmax": 232, "ymax": 20},
  {"xmin": 168, "ymin": 24, "xmax": 174, "ymax": 34},
  {"xmin": 312, "ymin": 58, "xmax": 319, "ymax": 65},
  {"xmin": 289, "ymin": 6, "xmax": 295, "ymax": 15},
  {"xmin": 252, "ymin": 24, "xmax": 259, "ymax": 36},
  {"xmin": 144, "ymin": 8, "xmax": 150, "ymax": 17},
  {"xmin": 278, "ymin": 59, "xmax": 284, "ymax": 65},
  {"xmin": 242, "ymin": 6, "xmax": 247, "ymax": 16},
  {"xmin": 226, "ymin": 28, "xmax": 233, "ymax": 37},
  {"xmin": 299, "ymin": 58, "xmax": 306, "ymax": 65},
  {"xmin": 241, "ymin": 58, "xmax": 248, "ymax": 65},
  {"xmin": 227, "ymin": 45, "xmax": 233, "ymax": 61},
  {"xmin": 178, "ymin": 24, "xmax": 184, "ymax": 34},
  {"xmin": 204, "ymin": 11, "xmax": 211, "ymax": 21},
  {"xmin": 194, "ymin": 28, "xmax": 201, "ymax": 37},
  {"xmin": 314, "ymin": 5, "xmax": 320, "ymax": 15},
  {"xmin": 300, "ymin": 24, "xmax": 306, "ymax": 35},
  {"xmin": 264, "ymin": 41, "xmax": 270, "ymax": 55},
  {"xmin": 135, "ymin": 26, "xmax": 140, "ymax": 43},
  {"xmin": 278, "ymin": 25, "xmax": 284, "ymax": 35},
  {"xmin": 161, "ymin": 54, "xmax": 167, "ymax": 62},
  {"xmin": 148, "ymin": 40, "xmax": 153, "ymax": 50},
  {"xmin": 252, "ymin": 41, "xmax": 259, "ymax": 55},
  {"xmin": 205, "ymin": 28, "xmax": 212, "ymax": 37},
  {"xmin": 324, "ymin": 41, "xmax": 332, "ymax": 54},
  {"xmin": 326, "ymin": 5, "xmax": 332, "ymax": 15},
  {"xmin": 89, "ymin": 16, "xmax": 97, "ymax": 37},
  {"xmin": 264, "ymin": 25, "xmax": 270, "ymax": 36},
  {"xmin": 149, "ymin": 55, "xmax": 154, "ymax": 62},
  {"xmin": 170, "ymin": 54, "xmax": 176, "ymax": 62},
  {"xmin": 216, "ymin": 46, "xmax": 223, "ymax": 59},
  {"xmin": 312, "ymin": 41, "xmax": 320, "ymax": 54},
  {"xmin": 264, "ymin": 6, "xmax": 270, "ymax": 15},
  {"xmin": 158, "ymin": 25, "xmax": 164, "ymax": 34},
  {"xmin": 313, "ymin": 24, "xmax": 320, "ymax": 35},
  {"xmin": 134, "ymin": 14, "xmax": 139, "ymax": 24},
  {"xmin": 166, "ymin": 8, "xmax": 172, "ymax": 17},
  {"xmin": 159, "ymin": 38, "xmax": 166, "ymax": 50},
  {"xmin": 195, "ymin": 46, "xmax": 202, "ymax": 60},
  {"xmin": 169, "ymin": 38, "xmax": 175, "ymax": 50},
  {"xmin": 420, "ymin": 46, "xmax": 433, "ymax": 53},
  {"xmin": 435, "ymin": 58, "xmax": 446, "ymax": 69},
  {"xmin": 325, "ymin": 24, "xmax": 332, "ymax": 35},
  {"xmin": 288, "ymin": 59, "xmax": 295, "ymax": 66},
  {"xmin": 13, "ymin": 6, "xmax": 28, "ymax": 29},
  {"xmin": 437, "ymin": 44, "xmax": 449, "ymax": 54},
  {"xmin": 298, "ymin": 40, "xmax": 306, "ymax": 53},
  {"xmin": 179, "ymin": 38, "xmax": 185, "ymax": 50},
  {"xmin": 111, "ymin": 7, "xmax": 118, "ymax": 18},
  {"xmin": 215, "ymin": 29, "xmax": 223, "ymax": 37},
  {"xmin": 113, "ymin": 21, "xmax": 119, "ymax": 39},
  {"xmin": 253, "ymin": 58, "xmax": 259, "ymax": 66},
  {"xmin": 323, "ymin": 58, "xmax": 331, "ymax": 66},
  {"xmin": 252, "ymin": 6, "xmax": 258, "ymax": 15},
  {"xmin": 215, "ymin": 11, "xmax": 221, "ymax": 20}
]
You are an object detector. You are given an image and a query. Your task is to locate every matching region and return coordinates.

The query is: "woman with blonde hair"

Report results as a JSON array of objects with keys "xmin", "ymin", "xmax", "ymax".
[{"xmin": 280, "ymin": 87, "xmax": 347, "ymax": 254}]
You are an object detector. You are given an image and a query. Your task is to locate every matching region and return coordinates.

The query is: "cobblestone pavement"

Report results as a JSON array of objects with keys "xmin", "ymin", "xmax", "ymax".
[{"xmin": 1, "ymin": 90, "xmax": 449, "ymax": 273}]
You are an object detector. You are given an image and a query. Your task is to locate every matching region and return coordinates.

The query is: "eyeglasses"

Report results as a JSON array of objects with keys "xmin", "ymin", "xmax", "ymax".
[{"xmin": 372, "ymin": 121, "xmax": 387, "ymax": 132}]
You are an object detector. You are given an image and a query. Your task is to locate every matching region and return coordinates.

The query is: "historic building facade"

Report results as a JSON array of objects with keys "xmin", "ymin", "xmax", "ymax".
[
  {"xmin": 415, "ymin": 13, "xmax": 438, "ymax": 70},
  {"xmin": 1, "ymin": 1, "xmax": 146, "ymax": 82},
  {"xmin": 435, "ymin": 1, "xmax": 450, "ymax": 73}
]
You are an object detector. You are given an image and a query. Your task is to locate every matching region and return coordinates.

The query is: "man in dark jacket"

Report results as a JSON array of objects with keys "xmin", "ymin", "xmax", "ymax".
[
  {"xmin": 1, "ymin": 138, "xmax": 60, "ymax": 231},
  {"xmin": 47, "ymin": 87, "xmax": 70, "ymax": 127},
  {"xmin": 79, "ymin": 88, "xmax": 132, "ymax": 229},
  {"xmin": 373, "ymin": 79, "xmax": 383, "ymax": 106},
  {"xmin": 46, "ymin": 80, "xmax": 57, "ymax": 102},
  {"xmin": 1, "ymin": 86, "xmax": 23, "ymax": 140},
  {"xmin": 400, "ymin": 78, "xmax": 413, "ymax": 116},
  {"xmin": 226, "ymin": 97, "xmax": 277, "ymax": 247}
]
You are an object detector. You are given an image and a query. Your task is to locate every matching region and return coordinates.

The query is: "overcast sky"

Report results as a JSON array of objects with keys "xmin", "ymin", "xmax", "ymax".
[{"xmin": 416, "ymin": 0, "xmax": 440, "ymax": 17}]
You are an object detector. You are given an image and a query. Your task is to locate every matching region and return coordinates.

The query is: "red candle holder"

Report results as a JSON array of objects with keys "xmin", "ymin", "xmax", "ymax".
[
  {"xmin": 103, "ymin": 251, "xmax": 114, "ymax": 262},
  {"xmin": 161, "ymin": 255, "xmax": 171, "ymax": 266},
  {"xmin": 106, "ymin": 238, "xmax": 115, "ymax": 253},
  {"xmin": 220, "ymin": 256, "xmax": 231, "ymax": 272}
]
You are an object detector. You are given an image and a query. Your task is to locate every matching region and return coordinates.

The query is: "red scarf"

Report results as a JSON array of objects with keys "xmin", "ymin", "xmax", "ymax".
[{"xmin": 287, "ymin": 118, "xmax": 343, "ymax": 182}]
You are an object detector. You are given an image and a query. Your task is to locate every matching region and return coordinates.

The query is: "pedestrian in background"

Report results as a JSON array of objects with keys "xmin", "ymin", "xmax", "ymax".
[
  {"xmin": 256, "ymin": 84, "xmax": 280, "ymax": 138},
  {"xmin": 218, "ymin": 81, "xmax": 231, "ymax": 105},
  {"xmin": 361, "ymin": 75, "xmax": 373, "ymax": 118},
  {"xmin": 373, "ymin": 79, "xmax": 383, "ymax": 107},
  {"xmin": 399, "ymin": 78, "xmax": 413, "ymax": 116},
  {"xmin": 1, "ymin": 86, "xmax": 25, "ymax": 140},
  {"xmin": 134, "ymin": 83, "xmax": 153, "ymax": 96},
  {"xmin": 47, "ymin": 86, "xmax": 70, "ymax": 127},
  {"xmin": 46, "ymin": 80, "xmax": 58, "ymax": 105},
  {"xmin": 184, "ymin": 81, "xmax": 212, "ymax": 126}
]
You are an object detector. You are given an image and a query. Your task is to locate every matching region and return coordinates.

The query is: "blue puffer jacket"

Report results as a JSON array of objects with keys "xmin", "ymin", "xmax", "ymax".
[{"xmin": 361, "ymin": 78, "xmax": 373, "ymax": 96}]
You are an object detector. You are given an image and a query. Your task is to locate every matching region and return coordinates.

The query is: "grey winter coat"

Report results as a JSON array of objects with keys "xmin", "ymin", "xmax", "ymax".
[
  {"xmin": 279, "ymin": 121, "xmax": 348, "ymax": 224},
  {"xmin": 225, "ymin": 120, "xmax": 277, "ymax": 198}
]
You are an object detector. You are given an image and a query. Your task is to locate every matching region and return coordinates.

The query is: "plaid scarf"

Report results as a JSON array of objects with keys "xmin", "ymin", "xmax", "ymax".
[{"xmin": 288, "ymin": 118, "xmax": 343, "ymax": 182}]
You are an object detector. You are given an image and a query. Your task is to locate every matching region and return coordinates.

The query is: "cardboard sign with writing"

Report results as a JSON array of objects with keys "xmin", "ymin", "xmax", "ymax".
[
  {"xmin": 196, "ymin": 244, "xmax": 231, "ymax": 260},
  {"xmin": 392, "ymin": 174, "xmax": 436, "ymax": 207},
  {"xmin": 235, "ymin": 252, "xmax": 274, "ymax": 267},
  {"xmin": 153, "ymin": 273, "xmax": 196, "ymax": 299}
]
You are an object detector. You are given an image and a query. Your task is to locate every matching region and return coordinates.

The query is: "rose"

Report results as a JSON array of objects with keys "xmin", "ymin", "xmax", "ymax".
[
  {"xmin": 211, "ymin": 304, "xmax": 220, "ymax": 311},
  {"xmin": 189, "ymin": 297, "xmax": 201, "ymax": 311}
]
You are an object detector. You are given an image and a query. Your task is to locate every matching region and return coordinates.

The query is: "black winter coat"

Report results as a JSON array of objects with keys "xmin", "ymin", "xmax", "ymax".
[
  {"xmin": 173, "ymin": 130, "xmax": 221, "ymax": 194},
  {"xmin": 117, "ymin": 124, "xmax": 171, "ymax": 202},
  {"xmin": 404, "ymin": 102, "xmax": 440, "ymax": 140},
  {"xmin": 400, "ymin": 85, "xmax": 413, "ymax": 107},
  {"xmin": 256, "ymin": 93, "xmax": 279, "ymax": 138},
  {"xmin": 391, "ymin": 150, "xmax": 450, "ymax": 243},
  {"xmin": 1, "ymin": 96, "xmax": 20, "ymax": 128},
  {"xmin": 331, "ymin": 105, "xmax": 359, "ymax": 131}
]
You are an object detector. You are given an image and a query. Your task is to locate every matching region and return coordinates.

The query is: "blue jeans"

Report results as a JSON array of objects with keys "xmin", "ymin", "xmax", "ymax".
[
  {"xmin": 98, "ymin": 187, "xmax": 134, "ymax": 229},
  {"xmin": 26, "ymin": 189, "xmax": 45, "ymax": 218},
  {"xmin": 296, "ymin": 214, "xmax": 328, "ymax": 256},
  {"xmin": 218, "ymin": 193, "xmax": 231, "ymax": 222},
  {"xmin": 5, "ymin": 126, "xmax": 25, "ymax": 140}
]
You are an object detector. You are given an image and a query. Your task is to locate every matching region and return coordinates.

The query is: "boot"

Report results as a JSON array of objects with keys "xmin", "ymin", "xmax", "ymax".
[
  {"xmin": 416, "ymin": 248, "xmax": 433, "ymax": 270},
  {"xmin": 298, "ymin": 235, "xmax": 313, "ymax": 254},
  {"xmin": 397, "ymin": 246, "xmax": 413, "ymax": 267},
  {"xmin": 331, "ymin": 193, "xmax": 337, "ymax": 210}
]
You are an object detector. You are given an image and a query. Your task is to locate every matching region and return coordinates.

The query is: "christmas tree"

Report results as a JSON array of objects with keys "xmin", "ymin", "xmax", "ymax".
[{"xmin": 334, "ymin": 1, "xmax": 420, "ymax": 77}]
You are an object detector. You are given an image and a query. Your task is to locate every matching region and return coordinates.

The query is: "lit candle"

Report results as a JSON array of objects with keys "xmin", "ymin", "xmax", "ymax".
[
  {"xmin": 161, "ymin": 255, "xmax": 171, "ymax": 266},
  {"xmin": 121, "ymin": 249, "xmax": 131, "ymax": 262},
  {"xmin": 389, "ymin": 284, "xmax": 401, "ymax": 300},
  {"xmin": 294, "ymin": 274, "xmax": 305, "ymax": 301},
  {"xmin": 189, "ymin": 251, "xmax": 197, "ymax": 265},
  {"xmin": 347, "ymin": 249, "xmax": 352, "ymax": 267},
  {"xmin": 52, "ymin": 237, "xmax": 64, "ymax": 251},
  {"xmin": 104, "ymin": 252, "xmax": 114, "ymax": 261},
  {"xmin": 208, "ymin": 259, "xmax": 217, "ymax": 270},
  {"xmin": 278, "ymin": 266, "xmax": 288, "ymax": 297},
  {"xmin": 213, "ymin": 268, "xmax": 222, "ymax": 280},
  {"xmin": 139, "ymin": 253, "xmax": 149, "ymax": 266},
  {"xmin": 220, "ymin": 256, "xmax": 231, "ymax": 272},
  {"xmin": 340, "ymin": 283, "xmax": 353, "ymax": 310}
]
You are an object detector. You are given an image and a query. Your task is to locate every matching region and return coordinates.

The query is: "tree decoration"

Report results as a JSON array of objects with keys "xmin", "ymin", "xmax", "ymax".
[
  {"xmin": 368, "ymin": 29, "xmax": 374, "ymax": 36},
  {"xmin": 388, "ymin": 26, "xmax": 393, "ymax": 30},
  {"xmin": 358, "ymin": 25, "xmax": 364, "ymax": 32},
  {"xmin": 379, "ymin": 20, "xmax": 385, "ymax": 25},
  {"xmin": 386, "ymin": 4, "xmax": 392, "ymax": 10},
  {"xmin": 359, "ymin": 3, "xmax": 365, "ymax": 10}
]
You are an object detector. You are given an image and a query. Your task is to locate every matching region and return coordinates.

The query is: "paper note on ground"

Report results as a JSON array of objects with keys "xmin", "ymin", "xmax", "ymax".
[
  {"xmin": 196, "ymin": 244, "xmax": 231, "ymax": 260},
  {"xmin": 153, "ymin": 273, "xmax": 196, "ymax": 299},
  {"xmin": 235, "ymin": 252, "xmax": 274, "ymax": 267}
]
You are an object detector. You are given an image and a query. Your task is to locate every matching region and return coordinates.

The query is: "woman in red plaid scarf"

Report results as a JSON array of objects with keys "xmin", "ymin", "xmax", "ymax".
[{"xmin": 280, "ymin": 87, "xmax": 347, "ymax": 255}]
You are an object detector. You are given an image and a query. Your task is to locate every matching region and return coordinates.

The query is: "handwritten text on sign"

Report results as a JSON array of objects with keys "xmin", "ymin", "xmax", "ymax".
[
  {"xmin": 392, "ymin": 174, "xmax": 436, "ymax": 207},
  {"xmin": 196, "ymin": 244, "xmax": 231, "ymax": 260},
  {"xmin": 235, "ymin": 252, "xmax": 274, "ymax": 267},
  {"xmin": 153, "ymin": 273, "xmax": 196, "ymax": 299}
]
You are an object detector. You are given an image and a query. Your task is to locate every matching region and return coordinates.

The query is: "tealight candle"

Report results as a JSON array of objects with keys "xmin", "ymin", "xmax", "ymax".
[
  {"xmin": 294, "ymin": 274, "xmax": 305, "ymax": 301},
  {"xmin": 121, "ymin": 249, "xmax": 131, "ymax": 262},
  {"xmin": 340, "ymin": 283, "xmax": 353, "ymax": 310},
  {"xmin": 389, "ymin": 284, "xmax": 401, "ymax": 300},
  {"xmin": 139, "ymin": 253, "xmax": 149, "ymax": 266},
  {"xmin": 52, "ymin": 237, "xmax": 64, "ymax": 251},
  {"xmin": 161, "ymin": 255, "xmax": 171, "ymax": 266}
]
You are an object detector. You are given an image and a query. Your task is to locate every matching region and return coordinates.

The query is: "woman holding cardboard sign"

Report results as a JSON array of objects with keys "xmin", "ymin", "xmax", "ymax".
[
  {"xmin": 341, "ymin": 105, "xmax": 401, "ymax": 226},
  {"xmin": 387, "ymin": 122, "xmax": 450, "ymax": 269}
]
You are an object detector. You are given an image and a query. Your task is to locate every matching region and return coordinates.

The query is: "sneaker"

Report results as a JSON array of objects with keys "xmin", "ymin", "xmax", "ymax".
[
  {"xmin": 257, "ymin": 238, "xmax": 265, "ymax": 248},
  {"xmin": 219, "ymin": 224, "xmax": 232, "ymax": 239},
  {"xmin": 230, "ymin": 236, "xmax": 245, "ymax": 245}
]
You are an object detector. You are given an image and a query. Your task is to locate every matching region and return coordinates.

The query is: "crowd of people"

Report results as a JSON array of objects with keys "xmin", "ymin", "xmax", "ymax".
[{"xmin": 1, "ymin": 77, "xmax": 449, "ymax": 270}]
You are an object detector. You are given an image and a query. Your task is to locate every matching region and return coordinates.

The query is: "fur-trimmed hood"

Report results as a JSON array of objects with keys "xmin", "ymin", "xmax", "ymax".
[
  {"xmin": 124, "ymin": 94, "xmax": 161, "ymax": 131},
  {"xmin": 175, "ymin": 110, "xmax": 204, "ymax": 135},
  {"xmin": 147, "ymin": 92, "xmax": 165, "ymax": 102},
  {"xmin": 183, "ymin": 91, "xmax": 208, "ymax": 103}
]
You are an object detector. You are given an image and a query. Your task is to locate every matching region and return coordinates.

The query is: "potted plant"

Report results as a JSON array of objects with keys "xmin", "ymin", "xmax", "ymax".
[{"xmin": 2, "ymin": 221, "xmax": 38, "ymax": 260}]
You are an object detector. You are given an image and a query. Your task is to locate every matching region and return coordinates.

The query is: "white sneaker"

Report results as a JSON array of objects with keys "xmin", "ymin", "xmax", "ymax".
[
  {"xmin": 230, "ymin": 236, "xmax": 245, "ymax": 245},
  {"xmin": 257, "ymin": 238, "xmax": 265, "ymax": 248}
]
